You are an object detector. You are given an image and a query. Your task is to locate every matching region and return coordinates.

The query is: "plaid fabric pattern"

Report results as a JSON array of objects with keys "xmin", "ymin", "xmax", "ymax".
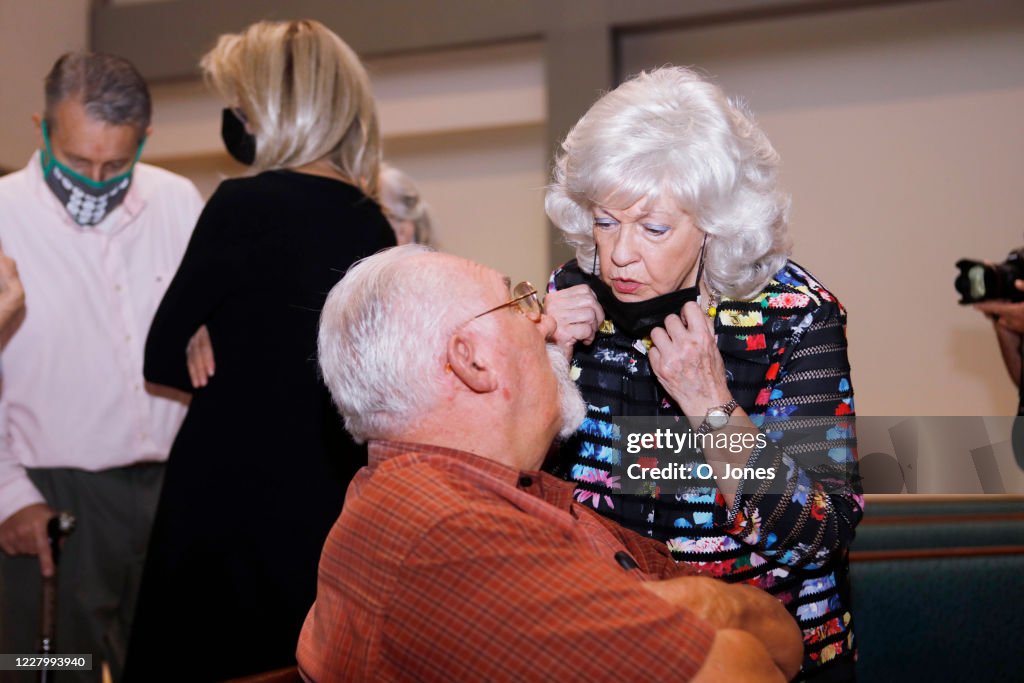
[{"xmin": 297, "ymin": 441, "xmax": 714, "ymax": 682}]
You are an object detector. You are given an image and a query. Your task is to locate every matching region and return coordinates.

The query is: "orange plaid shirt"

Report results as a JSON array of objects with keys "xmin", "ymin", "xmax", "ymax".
[{"xmin": 297, "ymin": 441, "xmax": 714, "ymax": 682}]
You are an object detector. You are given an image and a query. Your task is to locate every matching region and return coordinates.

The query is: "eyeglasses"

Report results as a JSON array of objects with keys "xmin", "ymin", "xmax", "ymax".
[
  {"xmin": 469, "ymin": 281, "xmax": 543, "ymax": 323},
  {"xmin": 445, "ymin": 282, "xmax": 544, "ymax": 375}
]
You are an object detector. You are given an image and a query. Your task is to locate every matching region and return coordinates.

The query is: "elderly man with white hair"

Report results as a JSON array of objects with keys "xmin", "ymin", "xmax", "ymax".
[{"xmin": 297, "ymin": 244, "xmax": 803, "ymax": 682}]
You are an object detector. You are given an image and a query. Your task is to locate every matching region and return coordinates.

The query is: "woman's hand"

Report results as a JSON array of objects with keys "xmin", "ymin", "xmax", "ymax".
[
  {"xmin": 544, "ymin": 284, "xmax": 604, "ymax": 360},
  {"xmin": 186, "ymin": 325, "xmax": 215, "ymax": 388},
  {"xmin": 649, "ymin": 301, "xmax": 731, "ymax": 424},
  {"xmin": 0, "ymin": 247, "xmax": 25, "ymax": 335}
]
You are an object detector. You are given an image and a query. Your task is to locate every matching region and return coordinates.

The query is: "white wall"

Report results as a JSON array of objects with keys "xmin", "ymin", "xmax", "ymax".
[
  {"xmin": 371, "ymin": 43, "xmax": 549, "ymax": 291},
  {"xmin": 385, "ymin": 125, "xmax": 549, "ymax": 292},
  {"xmin": 0, "ymin": 0, "xmax": 90, "ymax": 171},
  {"xmin": 620, "ymin": 0, "xmax": 1024, "ymax": 416},
  {"xmin": 9, "ymin": 0, "xmax": 1021, "ymax": 421},
  {"xmin": 150, "ymin": 41, "xmax": 552, "ymax": 292}
]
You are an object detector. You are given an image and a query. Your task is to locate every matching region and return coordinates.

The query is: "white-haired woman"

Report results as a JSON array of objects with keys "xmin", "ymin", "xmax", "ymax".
[
  {"xmin": 125, "ymin": 20, "xmax": 395, "ymax": 681},
  {"xmin": 379, "ymin": 163, "xmax": 436, "ymax": 246},
  {"xmin": 544, "ymin": 66, "xmax": 861, "ymax": 682}
]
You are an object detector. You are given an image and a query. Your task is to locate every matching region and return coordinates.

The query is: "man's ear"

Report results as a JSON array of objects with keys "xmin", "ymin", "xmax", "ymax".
[
  {"xmin": 31, "ymin": 114, "xmax": 43, "ymax": 148},
  {"xmin": 446, "ymin": 331, "xmax": 498, "ymax": 394}
]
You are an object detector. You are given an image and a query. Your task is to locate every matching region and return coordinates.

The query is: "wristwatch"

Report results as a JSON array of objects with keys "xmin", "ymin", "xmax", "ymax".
[{"xmin": 696, "ymin": 399, "xmax": 738, "ymax": 435}]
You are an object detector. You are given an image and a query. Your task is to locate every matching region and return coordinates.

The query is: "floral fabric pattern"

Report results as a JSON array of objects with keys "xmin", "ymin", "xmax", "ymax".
[{"xmin": 547, "ymin": 260, "xmax": 862, "ymax": 682}]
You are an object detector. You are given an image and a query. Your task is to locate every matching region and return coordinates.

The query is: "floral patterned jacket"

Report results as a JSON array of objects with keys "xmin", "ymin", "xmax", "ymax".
[{"xmin": 546, "ymin": 259, "xmax": 862, "ymax": 682}]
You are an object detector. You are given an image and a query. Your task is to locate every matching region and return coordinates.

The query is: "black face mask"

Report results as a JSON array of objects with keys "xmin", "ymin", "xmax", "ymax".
[
  {"xmin": 584, "ymin": 271, "xmax": 700, "ymax": 339},
  {"xmin": 585, "ymin": 236, "xmax": 707, "ymax": 339},
  {"xmin": 220, "ymin": 108, "xmax": 256, "ymax": 165}
]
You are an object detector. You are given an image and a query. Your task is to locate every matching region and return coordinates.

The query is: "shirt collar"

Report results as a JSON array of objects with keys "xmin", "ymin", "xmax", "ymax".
[
  {"xmin": 367, "ymin": 439, "xmax": 578, "ymax": 509},
  {"xmin": 369, "ymin": 440, "xmax": 521, "ymax": 486}
]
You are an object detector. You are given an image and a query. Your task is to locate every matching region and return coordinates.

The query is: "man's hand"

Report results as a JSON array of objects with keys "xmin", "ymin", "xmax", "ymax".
[
  {"xmin": 0, "ymin": 503, "xmax": 56, "ymax": 577},
  {"xmin": 975, "ymin": 303, "xmax": 1024, "ymax": 335},
  {"xmin": 974, "ymin": 282, "xmax": 1024, "ymax": 388},
  {"xmin": 186, "ymin": 325, "xmax": 215, "ymax": 388},
  {"xmin": 974, "ymin": 280, "xmax": 1024, "ymax": 334},
  {"xmin": 642, "ymin": 575, "xmax": 804, "ymax": 681}
]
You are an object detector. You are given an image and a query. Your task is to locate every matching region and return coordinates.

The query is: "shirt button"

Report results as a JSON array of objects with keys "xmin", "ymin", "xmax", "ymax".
[
  {"xmin": 614, "ymin": 551, "xmax": 639, "ymax": 570},
  {"xmin": 518, "ymin": 475, "xmax": 533, "ymax": 488}
]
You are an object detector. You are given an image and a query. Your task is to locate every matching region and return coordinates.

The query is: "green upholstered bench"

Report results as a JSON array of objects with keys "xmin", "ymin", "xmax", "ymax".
[
  {"xmin": 851, "ymin": 519, "xmax": 1024, "ymax": 551},
  {"xmin": 850, "ymin": 546, "xmax": 1024, "ymax": 682},
  {"xmin": 861, "ymin": 496, "xmax": 1024, "ymax": 519},
  {"xmin": 852, "ymin": 495, "xmax": 1024, "ymax": 552}
]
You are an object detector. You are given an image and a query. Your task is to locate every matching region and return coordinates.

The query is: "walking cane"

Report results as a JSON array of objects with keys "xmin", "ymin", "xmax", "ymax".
[{"xmin": 38, "ymin": 512, "xmax": 76, "ymax": 683}]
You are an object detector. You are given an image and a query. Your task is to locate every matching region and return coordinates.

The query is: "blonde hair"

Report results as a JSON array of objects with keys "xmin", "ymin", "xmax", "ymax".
[{"xmin": 202, "ymin": 19, "xmax": 381, "ymax": 198}]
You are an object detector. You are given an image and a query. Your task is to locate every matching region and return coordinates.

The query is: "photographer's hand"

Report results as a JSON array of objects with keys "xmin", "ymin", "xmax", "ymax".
[
  {"xmin": 975, "ymin": 280, "xmax": 1024, "ymax": 388},
  {"xmin": 974, "ymin": 280, "xmax": 1024, "ymax": 334}
]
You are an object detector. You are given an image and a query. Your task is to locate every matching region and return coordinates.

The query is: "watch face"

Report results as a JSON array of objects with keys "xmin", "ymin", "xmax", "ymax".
[{"xmin": 707, "ymin": 410, "xmax": 729, "ymax": 429}]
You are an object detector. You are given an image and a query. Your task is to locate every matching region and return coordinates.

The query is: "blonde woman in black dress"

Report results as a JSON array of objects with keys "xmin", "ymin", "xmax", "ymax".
[{"xmin": 125, "ymin": 20, "xmax": 395, "ymax": 681}]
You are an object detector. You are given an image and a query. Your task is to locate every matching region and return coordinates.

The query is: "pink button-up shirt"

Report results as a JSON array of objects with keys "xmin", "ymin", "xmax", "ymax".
[{"xmin": 0, "ymin": 154, "xmax": 204, "ymax": 524}]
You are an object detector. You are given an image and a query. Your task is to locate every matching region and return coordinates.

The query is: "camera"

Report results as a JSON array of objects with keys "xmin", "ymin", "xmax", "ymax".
[{"xmin": 955, "ymin": 248, "xmax": 1024, "ymax": 304}]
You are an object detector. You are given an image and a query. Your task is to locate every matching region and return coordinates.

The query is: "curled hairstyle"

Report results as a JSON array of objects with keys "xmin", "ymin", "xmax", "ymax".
[
  {"xmin": 202, "ymin": 19, "xmax": 381, "ymax": 198},
  {"xmin": 379, "ymin": 163, "xmax": 436, "ymax": 246},
  {"xmin": 318, "ymin": 245, "xmax": 451, "ymax": 443},
  {"xmin": 44, "ymin": 52, "xmax": 151, "ymax": 137},
  {"xmin": 545, "ymin": 66, "xmax": 791, "ymax": 299}
]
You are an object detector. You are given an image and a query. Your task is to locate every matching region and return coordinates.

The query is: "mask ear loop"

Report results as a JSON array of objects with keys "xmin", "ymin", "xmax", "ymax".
[
  {"xmin": 591, "ymin": 247, "xmax": 599, "ymax": 275},
  {"xmin": 695, "ymin": 233, "xmax": 708, "ymax": 309},
  {"xmin": 40, "ymin": 120, "xmax": 57, "ymax": 172}
]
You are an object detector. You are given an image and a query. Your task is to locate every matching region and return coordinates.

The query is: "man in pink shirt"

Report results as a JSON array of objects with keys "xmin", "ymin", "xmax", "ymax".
[{"xmin": 0, "ymin": 52, "xmax": 202, "ymax": 682}]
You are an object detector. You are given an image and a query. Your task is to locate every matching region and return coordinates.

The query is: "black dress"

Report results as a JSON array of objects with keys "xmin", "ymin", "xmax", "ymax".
[{"xmin": 124, "ymin": 171, "xmax": 396, "ymax": 681}]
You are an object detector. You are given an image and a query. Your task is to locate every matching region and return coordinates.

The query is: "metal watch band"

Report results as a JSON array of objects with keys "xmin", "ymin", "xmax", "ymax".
[{"xmin": 696, "ymin": 399, "xmax": 739, "ymax": 436}]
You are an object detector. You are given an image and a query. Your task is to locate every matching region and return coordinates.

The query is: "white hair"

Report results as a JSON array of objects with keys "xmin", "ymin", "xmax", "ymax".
[
  {"xmin": 379, "ymin": 163, "xmax": 436, "ymax": 246},
  {"xmin": 545, "ymin": 66, "xmax": 791, "ymax": 300},
  {"xmin": 548, "ymin": 344, "xmax": 586, "ymax": 439},
  {"xmin": 318, "ymin": 244, "xmax": 451, "ymax": 443}
]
